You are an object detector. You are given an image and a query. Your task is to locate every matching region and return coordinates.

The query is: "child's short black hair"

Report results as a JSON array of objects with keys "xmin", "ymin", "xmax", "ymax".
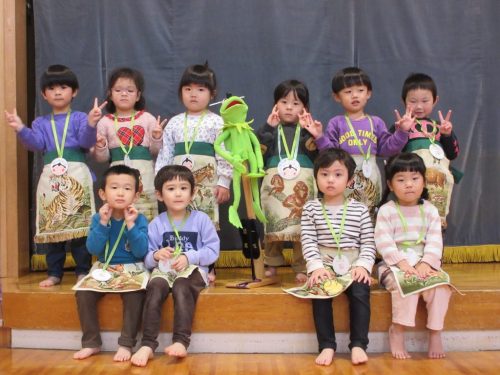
[
  {"xmin": 331, "ymin": 67, "xmax": 372, "ymax": 94},
  {"xmin": 101, "ymin": 164, "xmax": 141, "ymax": 192},
  {"xmin": 380, "ymin": 152, "xmax": 429, "ymax": 205},
  {"xmin": 105, "ymin": 67, "xmax": 146, "ymax": 113},
  {"xmin": 40, "ymin": 64, "xmax": 79, "ymax": 92},
  {"xmin": 155, "ymin": 165, "xmax": 195, "ymax": 194},
  {"xmin": 178, "ymin": 62, "xmax": 217, "ymax": 98},
  {"xmin": 273, "ymin": 79, "xmax": 310, "ymax": 110},
  {"xmin": 314, "ymin": 148, "xmax": 356, "ymax": 181},
  {"xmin": 401, "ymin": 73, "xmax": 437, "ymax": 102}
]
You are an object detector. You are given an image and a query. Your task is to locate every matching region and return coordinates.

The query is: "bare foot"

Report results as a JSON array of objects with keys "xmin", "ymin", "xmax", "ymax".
[
  {"xmin": 389, "ymin": 324, "xmax": 411, "ymax": 359},
  {"xmin": 39, "ymin": 276, "xmax": 61, "ymax": 288},
  {"xmin": 264, "ymin": 266, "xmax": 277, "ymax": 277},
  {"xmin": 208, "ymin": 269, "xmax": 216, "ymax": 285},
  {"xmin": 351, "ymin": 347, "xmax": 368, "ymax": 365},
  {"xmin": 164, "ymin": 342, "xmax": 187, "ymax": 358},
  {"xmin": 315, "ymin": 348, "xmax": 334, "ymax": 366},
  {"xmin": 73, "ymin": 347, "xmax": 100, "ymax": 360},
  {"xmin": 428, "ymin": 330, "xmax": 446, "ymax": 359},
  {"xmin": 295, "ymin": 272, "xmax": 307, "ymax": 283},
  {"xmin": 131, "ymin": 346, "xmax": 154, "ymax": 367},
  {"xmin": 113, "ymin": 346, "xmax": 132, "ymax": 362}
]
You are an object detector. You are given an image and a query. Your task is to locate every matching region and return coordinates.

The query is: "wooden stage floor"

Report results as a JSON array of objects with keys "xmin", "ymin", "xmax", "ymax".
[{"xmin": 0, "ymin": 348, "xmax": 499, "ymax": 374}]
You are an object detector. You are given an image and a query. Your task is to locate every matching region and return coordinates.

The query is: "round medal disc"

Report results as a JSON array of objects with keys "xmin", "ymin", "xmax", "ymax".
[
  {"xmin": 50, "ymin": 157, "xmax": 69, "ymax": 176},
  {"xmin": 91, "ymin": 268, "xmax": 112, "ymax": 282},
  {"xmin": 181, "ymin": 156, "xmax": 194, "ymax": 171},
  {"xmin": 277, "ymin": 158, "xmax": 301, "ymax": 180},
  {"xmin": 405, "ymin": 248, "xmax": 420, "ymax": 267},
  {"xmin": 429, "ymin": 144, "xmax": 445, "ymax": 160},
  {"xmin": 332, "ymin": 254, "xmax": 350, "ymax": 276},
  {"xmin": 158, "ymin": 259, "xmax": 174, "ymax": 273},
  {"xmin": 123, "ymin": 154, "xmax": 132, "ymax": 166},
  {"xmin": 362, "ymin": 159, "xmax": 372, "ymax": 178}
]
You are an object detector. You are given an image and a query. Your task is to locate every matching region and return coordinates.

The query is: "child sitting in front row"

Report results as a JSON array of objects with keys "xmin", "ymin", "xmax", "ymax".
[
  {"xmin": 375, "ymin": 153, "xmax": 451, "ymax": 359},
  {"xmin": 73, "ymin": 165, "xmax": 149, "ymax": 362},
  {"xmin": 301, "ymin": 148, "xmax": 376, "ymax": 366},
  {"xmin": 131, "ymin": 165, "xmax": 220, "ymax": 367}
]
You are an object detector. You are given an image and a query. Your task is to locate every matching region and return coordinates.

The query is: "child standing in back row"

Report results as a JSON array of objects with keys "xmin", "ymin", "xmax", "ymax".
[
  {"xmin": 4, "ymin": 64, "xmax": 105, "ymax": 287},
  {"xmin": 92, "ymin": 67, "xmax": 164, "ymax": 221},
  {"xmin": 155, "ymin": 63, "xmax": 232, "ymax": 282},
  {"xmin": 257, "ymin": 79, "xmax": 318, "ymax": 283},
  {"xmin": 302, "ymin": 67, "xmax": 411, "ymax": 217},
  {"xmin": 375, "ymin": 153, "xmax": 451, "ymax": 359},
  {"xmin": 394, "ymin": 73, "xmax": 460, "ymax": 229}
]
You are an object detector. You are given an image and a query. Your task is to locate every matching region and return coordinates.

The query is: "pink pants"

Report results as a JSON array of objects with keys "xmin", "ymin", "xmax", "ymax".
[{"xmin": 381, "ymin": 271, "xmax": 452, "ymax": 331}]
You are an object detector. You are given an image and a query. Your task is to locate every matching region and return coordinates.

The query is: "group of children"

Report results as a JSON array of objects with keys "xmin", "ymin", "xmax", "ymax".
[{"xmin": 4, "ymin": 62, "xmax": 459, "ymax": 367}]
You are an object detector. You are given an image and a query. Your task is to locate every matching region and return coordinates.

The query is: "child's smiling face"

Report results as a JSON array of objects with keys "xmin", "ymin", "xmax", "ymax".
[{"xmin": 404, "ymin": 88, "xmax": 437, "ymax": 119}]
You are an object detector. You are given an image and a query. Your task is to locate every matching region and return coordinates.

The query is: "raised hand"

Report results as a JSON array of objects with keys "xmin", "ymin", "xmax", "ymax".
[
  {"xmin": 95, "ymin": 133, "xmax": 107, "ymax": 148},
  {"xmin": 394, "ymin": 107, "xmax": 415, "ymax": 132},
  {"xmin": 98, "ymin": 203, "xmax": 113, "ymax": 225},
  {"xmin": 438, "ymin": 110, "xmax": 453, "ymax": 136},
  {"xmin": 88, "ymin": 98, "xmax": 107, "ymax": 127},
  {"xmin": 152, "ymin": 115, "xmax": 167, "ymax": 139},
  {"xmin": 266, "ymin": 105, "xmax": 280, "ymax": 127},
  {"xmin": 4, "ymin": 108, "xmax": 24, "ymax": 132},
  {"xmin": 124, "ymin": 204, "xmax": 139, "ymax": 228},
  {"xmin": 299, "ymin": 110, "xmax": 323, "ymax": 139}
]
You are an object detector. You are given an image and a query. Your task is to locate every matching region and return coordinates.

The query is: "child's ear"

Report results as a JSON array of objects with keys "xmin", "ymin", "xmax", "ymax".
[
  {"xmin": 136, "ymin": 91, "xmax": 141, "ymax": 102},
  {"xmin": 366, "ymin": 90, "xmax": 372, "ymax": 100},
  {"xmin": 155, "ymin": 190, "xmax": 164, "ymax": 202},
  {"xmin": 72, "ymin": 89, "xmax": 79, "ymax": 99},
  {"xmin": 433, "ymin": 95, "xmax": 440, "ymax": 106},
  {"xmin": 387, "ymin": 180, "xmax": 394, "ymax": 192},
  {"xmin": 132, "ymin": 191, "xmax": 140, "ymax": 203},
  {"xmin": 98, "ymin": 188, "xmax": 106, "ymax": 201},
  {"xmin": 211, "ymin": 90, "xmax": 217, "ymax": 101},
  {"xmin": 332, "ymin": 92, "xmax": 341, "ymax": 103},
  {"xmin": 41, "ymin": 90, "xmax": 48, "ymax": 101}
]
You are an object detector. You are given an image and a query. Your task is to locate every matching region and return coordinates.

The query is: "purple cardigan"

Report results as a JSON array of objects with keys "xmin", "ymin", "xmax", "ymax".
[{"xmin": 315, "ymin": 115, "xmax": 408, "ymax": 157}]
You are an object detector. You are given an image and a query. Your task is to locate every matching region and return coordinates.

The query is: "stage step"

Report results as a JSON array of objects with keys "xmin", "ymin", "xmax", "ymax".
[{"xmin": 2, "ymin": 263, "xmax": 500, "ymax": 352}]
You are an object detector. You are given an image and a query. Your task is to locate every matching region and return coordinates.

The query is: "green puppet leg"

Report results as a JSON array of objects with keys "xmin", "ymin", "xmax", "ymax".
[{"xmin": 228, "ymin": 168, "xmax": 243, "ymax": 228}]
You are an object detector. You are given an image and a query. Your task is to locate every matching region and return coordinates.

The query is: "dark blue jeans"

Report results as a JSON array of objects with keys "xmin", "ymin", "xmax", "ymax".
[
  {"xmin": 46, "ymin": 237, "xmax": 91, "ymax": 279},
  {"xmin": 312, "ymin": 280, "xmax": 371, "ymax": 352}
]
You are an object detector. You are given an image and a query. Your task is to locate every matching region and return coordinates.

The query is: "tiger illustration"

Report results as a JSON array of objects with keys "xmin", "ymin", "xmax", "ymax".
[
  {"xmin": 347, "ymin": 169, "xmax": 380, "ymax": 215},
  {"xmin": 40, "ymin": 174, "xmax": 87, "ymax": 232},
  {"xmin": 192, "ymin": 163, "xmax": 215, "ymax": 205}
]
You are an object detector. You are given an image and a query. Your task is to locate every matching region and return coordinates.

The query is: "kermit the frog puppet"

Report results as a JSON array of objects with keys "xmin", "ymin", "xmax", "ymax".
[{"xmin": 214, "ymin": 96, "xmax": 266, "ymax": 228}]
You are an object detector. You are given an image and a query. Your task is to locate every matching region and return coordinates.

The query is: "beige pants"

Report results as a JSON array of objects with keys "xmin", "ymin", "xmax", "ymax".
[
  {"xmin": 382, "ymin": 271, "xmax": 452, "ymax": 330},
  {"xmin": 264, "ymin": 241, "xmax": 306, "ymax": 274}
]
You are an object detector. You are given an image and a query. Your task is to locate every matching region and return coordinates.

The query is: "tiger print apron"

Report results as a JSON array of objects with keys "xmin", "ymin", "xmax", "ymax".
[
  {"xmin": 173, "ymin": 142, "xmax": 219, "ymax": 228},
  {"xmin": 346, "ymin": 154, "xmax": 381, "ymax": 218},
  {"xmin": 261, "ymin": 154, "xmax": 317, "ymax": 242},
  {"xmin": 35, "ymin": 149, "xmax": 95, "ymax": 243},
  {"xmin": 411, "ymin": 147, "xmax": 453, "ymax": 228},
  {"xmin": 110, "ymin": 146, "xmax": 158, "ymax": 222}
]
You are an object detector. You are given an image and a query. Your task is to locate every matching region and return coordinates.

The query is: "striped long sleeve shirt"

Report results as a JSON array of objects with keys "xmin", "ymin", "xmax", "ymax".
[
  {"xmin": 301, "ymin": 198, "xmax": 376, "ymax": 274},
  {"xmin": 374, "ymin": 200, "xmax": 443, "ymax": 270}
]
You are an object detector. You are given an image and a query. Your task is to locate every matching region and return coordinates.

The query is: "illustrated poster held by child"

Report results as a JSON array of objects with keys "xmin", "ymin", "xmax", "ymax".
[
  {"xmin": 394, "ymin": 73, "xmax": 460, "ymax": 229},
  {"xmin": 257, "ymin": 79, "xmax": 318, "ymax": 283},
  {"xmin": 375, "ymin": 153, "xmax": 451, "ymax": 360},
  {"xmin": 92, "ymin": 67, "xmax": 164, "ymax": 221},
  {"xmin": 302, "ymin": 67, "xmax": 411, "ymax": 217},
  {"xmin": 4, "ymin": 64, "xmax": 106, "ymax": 287},
  {"xmin": 131, "ymin": 165, "xmax": 220, "ymax": 367},
  {"xmin": 73, "ymin": 165, "xmax": 149, "ymax": 362},
  {"xmin": 301, "ymin": 148, "xmax": 376, "ymax": 366}
]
